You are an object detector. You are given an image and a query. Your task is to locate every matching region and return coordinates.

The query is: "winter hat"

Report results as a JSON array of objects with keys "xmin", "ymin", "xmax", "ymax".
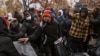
[{"xmin": 43, "ymin": 10, "xmax": 52, "ymax": 18}]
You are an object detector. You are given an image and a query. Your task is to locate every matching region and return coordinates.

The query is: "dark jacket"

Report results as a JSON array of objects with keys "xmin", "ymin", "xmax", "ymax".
[
  {"xmin": 13, "ymin": 19, "xmax": 37, "ymax": 39},
  {"xmin": 58, "ymin": 9, "xmax": 72, "ymax": 37},
  {"xmin": 59, "ymin": 14, "xmax": 72, "ymax": 37},
  {"xmin": 91, "ymin": 11, "xmax": 100, "ymax": 36},
  {"xmin": 12, "ymin": 19, "xmax": 37, "ymax": 39},
  {"xmin": 29, "ymin": 19, "xmax": 59, "ymax": 46},
  {"xmin": 64, "ymin": 17, "xmax": 72, "ymax": 37},
  {"xmin": 0, "ymin": 17, "xmax": 21, "ymax": 56},
  {"xmin": 14, "ymin": 13, "xmax": 22, "ymax": 23}
]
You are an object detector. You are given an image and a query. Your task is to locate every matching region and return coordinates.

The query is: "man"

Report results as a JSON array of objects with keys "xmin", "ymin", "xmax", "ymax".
[
  {"xmin": 90, "ymin": 5, "xmax": 100, "ymax": 46},
  {"xmin": 62, "ymin": 8, "xmax": 72, "ymax": 37},
  {"xmin": 13, "ymin": 10, "xmax": 58, "ymax": 56},
  {"xmin": 57, "ymin": 9, "xmax": 72, "ymax": 49},
  {"xmin": 0, "ymin": 17, "xmax": 21, "ymax": 56},
  {"xmin": 29, "ymin": 8, "xmax": 37, "ymax": 22},
  {"xmin": 22, "ymin": 9, "xmax": 59, "ymax": 56},
  {"xmin": 9, "ymin": 18, "xmax": 22, "ymax": 41},
  {"xmin": 11, "ymin": 10, "xmax": 39, "ymax": 56},
  {"xmin": 69, "ymin": 7, "xmax": 90, "ymax": 52},
  {"xmin": 14, "ymin": 11, "xmax": 22, "ymax": 23},
  {"xmin": 36, "ymin": 9, "xmax": 58, "ymax": 56},
  {"xmin": 13, "ymin": 10, "xmax": 37, "ymax": 40}
]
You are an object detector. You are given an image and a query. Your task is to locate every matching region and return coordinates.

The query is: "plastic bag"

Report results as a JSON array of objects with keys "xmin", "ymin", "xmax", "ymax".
[{"xmin": 13, "ymin": 41, "xmax": 37, "ymax": 56}]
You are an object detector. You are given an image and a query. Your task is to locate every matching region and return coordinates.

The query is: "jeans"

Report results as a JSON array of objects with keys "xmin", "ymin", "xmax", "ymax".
[
  {"xmin": 71, "ymin": 36, "xmax": 83, "ymax": 53},
  {"xmin": 44, "ymin": 44, "xmax": 58, "ymax": 56}
]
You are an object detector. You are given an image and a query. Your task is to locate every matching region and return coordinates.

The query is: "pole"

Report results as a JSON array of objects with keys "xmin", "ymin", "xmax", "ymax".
[{"xmin": 28, "ymin": 0, "xmax": 30, "ymax": 8}]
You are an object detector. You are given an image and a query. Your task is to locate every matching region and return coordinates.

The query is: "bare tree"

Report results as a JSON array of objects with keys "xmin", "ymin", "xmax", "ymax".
[{"xmin": 23, "ymin": 0, "xmax": 69, "ymax": 10}]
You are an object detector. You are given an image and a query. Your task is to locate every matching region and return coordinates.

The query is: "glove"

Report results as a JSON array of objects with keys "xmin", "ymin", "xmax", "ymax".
[
  {"xmin": 40, "ymin": 21, "xmax": 43, "ymax": 27},
  {"xmin": 54, "ymin": 37, "xmax": 63, "ymax": 44}
]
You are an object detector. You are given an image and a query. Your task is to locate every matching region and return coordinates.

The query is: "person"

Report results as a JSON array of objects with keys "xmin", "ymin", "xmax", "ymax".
[
  {"xmin": 90, "ymin": 5, "xmax": 100, "ymax": 47},
  {"xmin": 57, "ymin": 9, "xmax": 72, "ymax": 49},
  {"xmin": 42, "ymin": 10, "xmax": 59, "ymax": 56},
  {"xmin": 0, "ymin": 17, "xmax": 21, "ymax": 56},
  {"xmin": 62, "ymin": 9, "xmax": 72, "ymax": 49},
  {"xmin": 29, "ymin": 8, "xmax": 37, "ymax": 22},
  {"xmin": 69, "ymin": 7, "xmax": 90, "ymax": 53},
  {"xmin": 57, "ymin": 10, "xmax": 65, "ymax": 37},
  {"xmin": 25, "ymin": 9, "xmax": 59, "ymax": 56},
  {"xmin": 57, "ymin": 10, "xmax": 65, "ymax": 25},
  {"xmin": 14, "ymin": 11, "xmax": 22, "ymax": 23},
  {"xmin": 9, "ymin": 18, "xmax": 22, "ymax": 41},
  {"xmin": 11, "ymin": 10, "xmax": 39, "ymax": 56},
  {"xmin": 62, "ymin": 8, "xmax": 72, "ymax": 37},
  {"xmin": 56, "ymin": 9, "xmax": 72, "ymax": 56}
]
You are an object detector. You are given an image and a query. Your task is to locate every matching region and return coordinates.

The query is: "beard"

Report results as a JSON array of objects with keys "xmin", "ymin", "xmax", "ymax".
[{"xmin": 11, "ymin": 24, "xmax": 19, "ymax": 31}]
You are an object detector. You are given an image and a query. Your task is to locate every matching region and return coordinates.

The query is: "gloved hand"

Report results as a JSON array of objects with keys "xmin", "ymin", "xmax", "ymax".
[
  {"xmin": 40, "ymin": 21, "xmax": 43, "ymax": 27},
  {"xmin": 54, "ymin": 37, "xmax": 63, "ymax": 44}
]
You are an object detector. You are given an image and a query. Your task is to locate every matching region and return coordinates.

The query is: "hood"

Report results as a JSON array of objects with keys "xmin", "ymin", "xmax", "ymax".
[{"xmin": 58, "ymin": 10, "xmax": 63, "ymax": 16}]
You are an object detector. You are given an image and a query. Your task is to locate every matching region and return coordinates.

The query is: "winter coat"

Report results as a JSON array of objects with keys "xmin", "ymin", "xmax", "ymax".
[
  {"xmin": 57, "ymin": 10, "xmax": 72, "ymax": 37},
  {"xmin": 29, "ymin": 19, "xmax": 59, "ymax": 46},
  {"xmin": 57, "ymin": 10, "xmax": 65, "ymax": 24},
  {"xmin": 14, "ymin": 13, "xmax": 37, "ymax": 37},
  {"xmin": 91, "ymin": 12, "xmax": 100, "ymax": 36},
  {"xmin": 9, "ymin": 23, "xmax": 22, "ymax": 41},
  {"xmin": 64, "ymin": 17, "xmax": 72, "ymax": 37},
  {"xmin": 13, "ymin": 19, "xmax": 37, "ymax": 39},
  {"xmin": 0, "ymin": 17, "xmax": 21, "ymax": 56},
  {"xmin": 0, "ymin": 36, "xmax": 21, "ymax": 56}
]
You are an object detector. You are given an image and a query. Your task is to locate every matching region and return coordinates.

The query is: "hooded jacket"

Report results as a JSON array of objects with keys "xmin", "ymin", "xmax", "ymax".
[{"xmin": 57, "ymin": 10, "xmax": 65, "ymax": 24}]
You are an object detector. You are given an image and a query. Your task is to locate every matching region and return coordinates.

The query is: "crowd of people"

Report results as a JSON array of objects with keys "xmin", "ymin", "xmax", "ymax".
[{"xmin": 0, "ymin": 5, "xmax": 100, "ymax": 56}]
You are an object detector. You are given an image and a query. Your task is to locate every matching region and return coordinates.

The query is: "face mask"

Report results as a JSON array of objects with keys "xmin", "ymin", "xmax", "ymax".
[{"xmin": 26, "ymin": 16, "xmax": 31, "ymax": 20}]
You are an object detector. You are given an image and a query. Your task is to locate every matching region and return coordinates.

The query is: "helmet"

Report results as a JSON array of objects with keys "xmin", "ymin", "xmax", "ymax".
[{"xmin": 79, "ymin": 7, "xmax": 88, "ymax": 14}]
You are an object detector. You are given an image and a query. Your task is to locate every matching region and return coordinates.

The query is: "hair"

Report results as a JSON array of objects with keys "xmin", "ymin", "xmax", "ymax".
[
  {"xmin": 14, "ymin": 11, "xmax": 18, "ymax": 14},
  {"xmin": 29, "ymin": 8, "xmax": 35, "ymax": 12}
]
